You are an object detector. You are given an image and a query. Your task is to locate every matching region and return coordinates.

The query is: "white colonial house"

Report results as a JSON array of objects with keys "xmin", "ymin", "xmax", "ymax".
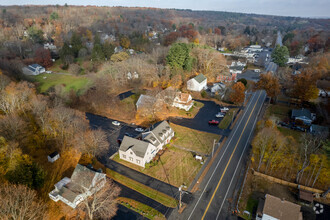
[
  {"xmin": 49, "ymin": 164, "xmax": 106, "ymax": 209},
  {"xmin": 187, "ymin": 74, "xmax": 207, "ymax": 92},
  {"xmin": 22, "ymin": 64, "xmax": 46, "ymax": 75},
  {"xmin": 172, "ymin": 92, "xmax": 194, "ymax": 111},
  {"xmin": 119, "ymin": 121, "xmax": 174, "ymax": 167}
]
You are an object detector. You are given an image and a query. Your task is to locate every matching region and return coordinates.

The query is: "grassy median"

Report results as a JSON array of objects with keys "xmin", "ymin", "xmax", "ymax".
[
  {"xmin": 117, "ymin": 197, "xmax": 166, "ymax": 219},
  {"xmin": 218, "ymin": 108, "xmax": 238, "ymax": 129},
  {"xmin": 106, "ymin": 169, "xmax": 177, "ymax": 208}
]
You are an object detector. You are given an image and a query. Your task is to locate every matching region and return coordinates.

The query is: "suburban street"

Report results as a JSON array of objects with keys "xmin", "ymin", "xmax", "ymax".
[{"xmin": 170, "ymin": 90, "xmax": 267, "ymax": 220}]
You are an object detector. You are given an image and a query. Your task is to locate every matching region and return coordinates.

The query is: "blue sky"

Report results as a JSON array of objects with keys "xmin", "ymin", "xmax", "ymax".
[{"xmin": 2, "ymin": 0, "xmax": 330, "ymax": 18}]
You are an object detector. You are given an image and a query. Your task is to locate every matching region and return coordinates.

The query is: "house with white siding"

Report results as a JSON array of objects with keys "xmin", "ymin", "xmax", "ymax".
[
  {"xmin": 49, "ymin": 164, "xmax": 106, "ymax": 208},
  {"xmin": 172, "ymin": 92, "xmax": 194, "ymax": 111},
  {"xmin": 187, "ymin": 74, "xmax": 207, "ymax": 92},
  {"xmin": 118, "ymin": 121, "xmax": 174, "ymax": 167}
]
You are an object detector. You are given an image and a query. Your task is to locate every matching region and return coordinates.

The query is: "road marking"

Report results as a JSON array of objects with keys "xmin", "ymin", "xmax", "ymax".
[
  {"xmin": 201, "ymin": 91, "xmax": 262, "ymax": 220},
  {"xmin": 216, "ymin": 91, "xmax": 265, "ymax": 219},
  {"xmin": 187, "ymin": 92, "xmax": 258, "ymax": 220}
]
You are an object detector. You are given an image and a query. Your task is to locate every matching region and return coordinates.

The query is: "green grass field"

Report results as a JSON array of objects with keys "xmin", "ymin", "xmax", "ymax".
[
  {"xmin": 33, "ymin": 73, "xmax": 91, "ymax": 95},
  {"xmin": 170, "ymin": 123, "xmax": 220, "ymax": 154},
  {"xmin": 106, "ymin": 169, "xmax": 177, "ymax": 208},
  {"xmin": 265, "ymin": 104, "xmax": 291, "ymax": 121},
  {"xmin": 117, "ymin": 197, "xmax": 165, "ymax": 219},
  {"xmin": 48, "ymin": 59, "xmax": 70, "ymax": 73},
  {"xmin": 218, "ymin": 108, "xmax": 239, "ymax": 129}
]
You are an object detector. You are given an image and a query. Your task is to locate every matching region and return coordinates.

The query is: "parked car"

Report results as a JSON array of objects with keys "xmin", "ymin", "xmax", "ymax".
[
  {"xmin": 209, "ymin": 120, "xmax": 219, "ymax": 125},
  {"xmin": 220, "ymin": 107, "xmax": 229, "ymax": 111},
  {"xmin": 125, "ymin": 132, "xmax": 134, "ymax": 137},
  {"xmin": 112, "ymin": 121, "xmax": 120, "ymax": 126},
  {"xmin": 117, "ymin": 138, "xmax": 123, "ymax": 144},
  {"xmin": 216, "ymin": 113, "xmax": 225, "ymax": 118},
  {"xmin": 135, "ymin": 127, "xmax": 144, "ymax": 132}
]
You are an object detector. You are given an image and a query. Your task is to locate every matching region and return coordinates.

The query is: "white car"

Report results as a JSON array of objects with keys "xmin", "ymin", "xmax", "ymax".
[
  {"xmin": 135, "ymin": 127, "xmax": 144, "ymax": 132},
  {"xmin": 216, "ymin": 113, "xmax": 225, "ymax": 118},
  {"xmin": 112, "ymin": 121, "xmax": 120, "ymax": 126},
  {"xmin": 220, "ymin": 107, "xmax": 229, "ymax": 111}
]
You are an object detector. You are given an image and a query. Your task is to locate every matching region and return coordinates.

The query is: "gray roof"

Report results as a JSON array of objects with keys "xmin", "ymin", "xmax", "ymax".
[
  {"xmin": 136, "ymin": 94, "xmax": 157, "ymax": 109},
  {"xmin": 291, "ymin": 109, "xmax": 312, "ymax": 120},
  {"xmin": 70, "ymin": 164, "xmax": 97, "ymax": 190},
  {"xmin": 59, "ymin": 185, "xmax": 79, "ymax": 203},
  {"xmin": 145, "ymin": 121, "xmax": 172, "ymax": 144},
  {"xmin": 310, "ymin": 124, "xmax": 329, "ymax": 134},
  {"xmin": 229, "ymin": 65, "xmax": 245, "ymax": 71},
  {"xmin": 193, "ymin": 74, "xmax": 207, "ymax": 84},
  {"xmin": 119, "ymin": 136, "xmax": 152, "ymax": 158}
]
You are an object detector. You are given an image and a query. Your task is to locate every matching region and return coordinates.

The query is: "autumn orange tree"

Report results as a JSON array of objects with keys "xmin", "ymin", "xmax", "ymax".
[
  {"xmin": 35, "ymin": 48, "xmax": 53, "ymax": 68},
  {"xmin": 255, "ymin": 72, "xmax": 280, "ymax": 101},
  {"xmin": 120, "ymin": 36, "xmax": 130, "ymax": 49},
  {"xmin": 290, "ymin": 70, "xmax": 320, "ymax": 102},
  {"xmin": 230, "ymin": 82, "xmax": 245, "ymax": 104}
]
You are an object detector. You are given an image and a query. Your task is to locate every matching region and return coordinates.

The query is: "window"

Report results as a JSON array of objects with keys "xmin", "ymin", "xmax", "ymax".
[
  {"xmin": 129, "ymin": 157, "xmax": 133, "ymax": 161},
  {"xmin": 136, "ymin": 160, "xmax": 140, "ymax": 164},
  {"xmin": 122, "ymin": 154, "xmax": 126, "ymax": 159},
  {"xmin": 130, "ymin": 152, "xmax": 133, "ymax": 155}
]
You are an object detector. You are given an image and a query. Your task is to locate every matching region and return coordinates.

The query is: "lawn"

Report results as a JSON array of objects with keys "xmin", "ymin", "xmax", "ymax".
[
  {"xmin": 265, "ymin": 104, "xmax": 291, "ymax": 121},
  {"xmin": 33, "ymin": 73, "xmax": 91, "ymax": 95},
  {"xmin": 218, "ymin": 108, "xmax": 239, "ymax": 129},
  {"xmin": 277, "ymin": 126, "xmax": 303, "ymax": 141},
  {"xmin": 170, "ymin": 123, "xmax": 220, "ymax": 154},
  {"xmin": 106, "ymin": 169, "xmax": 177, "ymax": 208},
  {"xmin": 117, "ymin": 197, "xmax": 165, "ymax": 219},
  {"xmin": 48, "ymin": 59, "xmax": 69, "ymax": 73},
  {"xmin": 177, "ymin": 101, "xmax": 204, "ymax": 118},
  {"xmin": 112, "ymin": 145, "xmax": 203, "ymax": 188}
]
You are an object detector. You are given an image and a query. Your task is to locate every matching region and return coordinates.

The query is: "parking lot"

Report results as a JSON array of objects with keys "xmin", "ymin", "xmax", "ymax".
[
  {"xmin": 86, "ymin": 112, "xmax": 144, "ymax": 157},
  {"xmin": 169, "ymin": 99, "xmax": 234, "ymax": 136}
]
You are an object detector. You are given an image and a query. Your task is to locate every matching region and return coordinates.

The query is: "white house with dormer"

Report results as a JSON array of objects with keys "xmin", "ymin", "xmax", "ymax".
[
  {"xmin": 49, "ymin": 164, "xmax": 106, "ymax": 208},
  {"xmin": 118, "ymin": 121, "xmax": 174, "ymax": 167},
  {"xmin": 187, "ymin": 74, "xmax": 207, "ymax": 92},
  {"xmin": 172, "ymin": 92, "xmax": 194, "ymax": 111}
]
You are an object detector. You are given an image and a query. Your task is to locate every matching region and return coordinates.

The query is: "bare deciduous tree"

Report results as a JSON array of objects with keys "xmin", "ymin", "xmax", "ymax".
[
  {"xmin": 79, "ymin": 179, "xmax": 120, "ymax": 220},
  {"xmin": 77, "ymin": 129, "xmax": 109, "ymax": 157},
  {"xmin": 296, "ymin": 133, "xmax": 325, "ymax": 183},
  {"xmin": 0, "ymin": 183, "xmax": 47, "ymax": 220}
]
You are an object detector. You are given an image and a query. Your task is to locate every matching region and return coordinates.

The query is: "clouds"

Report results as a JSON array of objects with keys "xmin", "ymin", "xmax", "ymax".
[{"xmin": 2, "ymin": 0, "xmax": 330, "ymax": 17}]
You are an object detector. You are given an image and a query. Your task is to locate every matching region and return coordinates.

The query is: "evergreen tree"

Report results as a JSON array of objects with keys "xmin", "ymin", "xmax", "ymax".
[{"xmin": 272, "ymin": 45, "xmax": 289, "ymax": 67}]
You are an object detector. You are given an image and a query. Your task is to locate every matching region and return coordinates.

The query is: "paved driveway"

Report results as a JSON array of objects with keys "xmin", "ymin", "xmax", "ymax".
[
  {"xmin": 169, "ymin": 100, "xmax": 235, "ymax": 136},
  {"xmin": 86, "ymin": 112, "xmax": 144, "ymax": 157}
]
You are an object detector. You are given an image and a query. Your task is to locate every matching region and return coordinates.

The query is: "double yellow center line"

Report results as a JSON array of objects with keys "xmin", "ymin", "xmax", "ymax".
[{"xmin": 201, "ymin": 91, "xmax": 262, "ymax": 219}]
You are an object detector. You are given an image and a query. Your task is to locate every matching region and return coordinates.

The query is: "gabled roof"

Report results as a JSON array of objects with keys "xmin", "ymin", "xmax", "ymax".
[
  {"xmin": 193, "ymin": 74, "xmax": 207, "ymax": 84},
  {"xmin": 229, "ymin": 65, "xmax": 245, "ymax": 71},
  {"xmin": 70, "ymin": 164, "xmax": 99, "ymax": 190},
  {"xmin": 136, "ymin": 94, "xmax": 157, "ymax": 109},
  {"xmin": 291, "ymin": 109, "xmax": 312, "ymax": 120},
  {"xmin": 148, "ymin": 121, "xmax": 172, "ymax": 142},
  {"xmin": 119, "ymin": 136, "xmax": 152, "ymax": 158},
  {"xmin": 263, "ymin": 194, "xmax": 302, "ymax": 220},
  {"xmin": 310, "ymin": 124, "xmax": 329, "ymax": 134},
  {"xmin": 175, "ymin": 92, "xmax": 191, "ymax": 103}
]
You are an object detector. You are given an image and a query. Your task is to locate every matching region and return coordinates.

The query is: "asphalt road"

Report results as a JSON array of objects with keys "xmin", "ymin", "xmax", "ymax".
[{"xmin": 170, "ymin": 90, "xmax": 266, "ymax": 220}]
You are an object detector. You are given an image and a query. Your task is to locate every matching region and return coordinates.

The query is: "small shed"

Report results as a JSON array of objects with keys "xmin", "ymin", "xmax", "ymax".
[
  {"xmin": 48, "ymin": 151, "xmax": 60, "ymax": 163},
  {"xmin": 299, "ymin": 189, "xmax": 313, "ymax": 203}
]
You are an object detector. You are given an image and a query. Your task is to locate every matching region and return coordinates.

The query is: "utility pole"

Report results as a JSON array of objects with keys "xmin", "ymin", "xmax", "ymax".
[
  {"xmin": 212, "ymin": 139, "xmax": 216, "ymax": 157},
  {"xmin": 179, "ymin": 185, "xmax": 187, "ymax": 209},
  {"xmin": 232, "ymin": 110, "xmax": 235, "ymax": 125}
]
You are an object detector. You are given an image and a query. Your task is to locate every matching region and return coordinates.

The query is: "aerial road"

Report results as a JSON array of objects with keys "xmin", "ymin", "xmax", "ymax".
[{"xmin": 171, "ymin": 90, "xmax": 267, "ymax": 220}]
